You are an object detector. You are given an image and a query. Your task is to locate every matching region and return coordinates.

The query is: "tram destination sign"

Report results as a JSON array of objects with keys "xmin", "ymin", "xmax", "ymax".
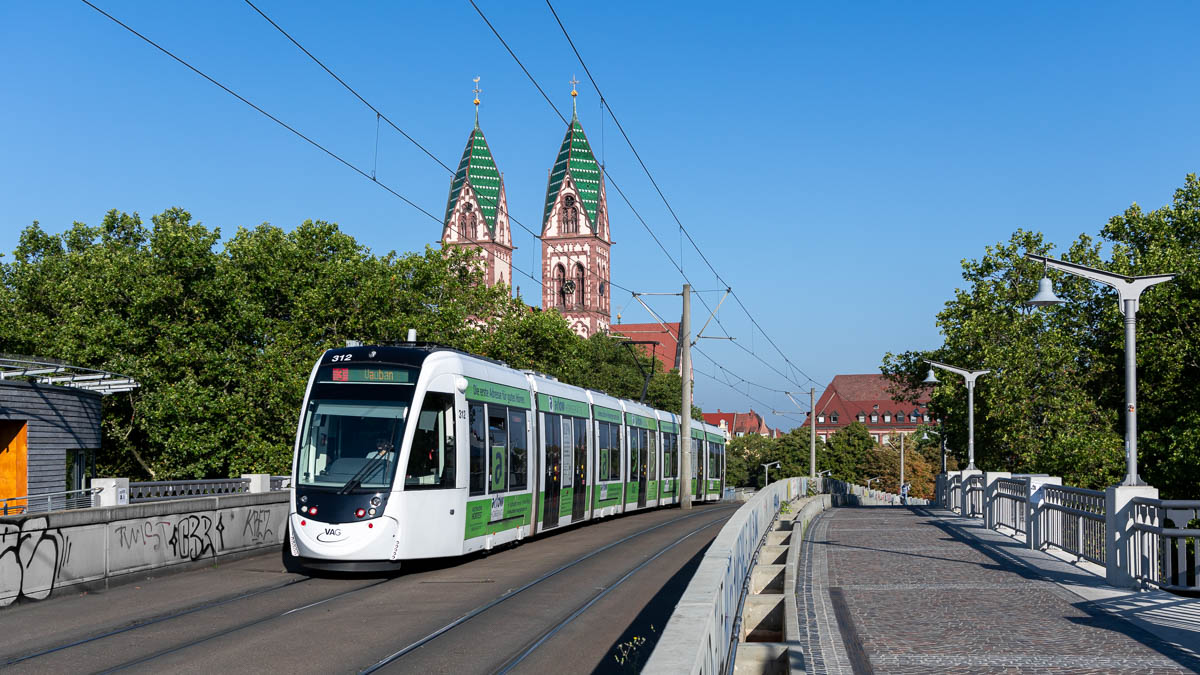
[{"xmin": 319, "ymin": 365, "xmax": 414, "ymax": 385}]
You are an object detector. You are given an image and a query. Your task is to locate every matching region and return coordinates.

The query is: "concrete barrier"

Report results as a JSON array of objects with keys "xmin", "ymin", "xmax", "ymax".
[
  {"xmin": 645, "ymin": 477, "xmax": 811, "ymax": 674},
  {"xmin": 1, "ymin": 491, "xmax": 288, "ymax": 607}
]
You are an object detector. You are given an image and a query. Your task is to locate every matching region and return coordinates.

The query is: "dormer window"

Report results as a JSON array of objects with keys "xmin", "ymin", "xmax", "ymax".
[
  {"xmin": 857, "ymin": 414, "xmax": 866, "ymax": 423},
  {"xmin": 883, "ymin": 414, "xmax": 891, "ymax": 423},
  {"xmin": 831, "ymin": 414, "xmax": 839, "ymax": 423},
  {"xmin": 923, "ymin": 414, "xmax": 930, "ymax": 422},
  {"xmin": 817, "ymin": 415, "xmax": 825, "ymax": 424},
  {"xmin": 870, "ymin": 414, "xmax": 878, "ymax": 423}
]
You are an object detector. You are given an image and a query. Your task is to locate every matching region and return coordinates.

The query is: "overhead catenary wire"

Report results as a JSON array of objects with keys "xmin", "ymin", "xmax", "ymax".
[
  {"xmin": 545, "ymin": 0, "xmax": 823, "ymax": 390},
  {"xmin": 472, "ymin": 0, "xmax": 815, "ymax": 394},
  {"xmin": 84, "ymin": 0, "xmax": 804, "ymax": 425},
  {"xmin": 243, "ymin": 0, "xmax": 631, "ymax": 301}
]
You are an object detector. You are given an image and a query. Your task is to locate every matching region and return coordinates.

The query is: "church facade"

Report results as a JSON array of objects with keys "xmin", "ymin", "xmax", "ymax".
[{"xmin": 441, "ymin": 81, "xmax": 611, "ymax": 338}]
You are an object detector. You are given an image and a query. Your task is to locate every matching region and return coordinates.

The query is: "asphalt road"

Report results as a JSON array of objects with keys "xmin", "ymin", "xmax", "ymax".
[{"xmin": 0, "ymin": 503, "xmax": 734, "ymax": 674}]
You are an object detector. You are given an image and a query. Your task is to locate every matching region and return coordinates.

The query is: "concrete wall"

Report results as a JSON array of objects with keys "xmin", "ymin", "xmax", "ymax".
[
  {"xmin": 0, "ymin": 491, "xmax": 288, "ymax": 607},
  {"xmin": 646, "ymin": 477, "xmax": 816, "ymax": 674},
  {"xmin": 0, "ymin": 380, "xmax": 102, "ymax": 496}
]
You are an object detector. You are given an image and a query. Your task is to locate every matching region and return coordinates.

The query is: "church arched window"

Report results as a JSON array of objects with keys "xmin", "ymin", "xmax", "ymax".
[
  {"xmin": 461, "ymin": 203, "xmax": 476, "ymax": 239},
  {"xmin": 561, "ymin": 195, "xmax": 578, "ymax": 234},
  {"xmin": 574, "ymin": 263, "xmax": 585, "ymax": 307},
  {"xmin": 554, "ymin": 264, "xmax": 567, "ymax": 306}
]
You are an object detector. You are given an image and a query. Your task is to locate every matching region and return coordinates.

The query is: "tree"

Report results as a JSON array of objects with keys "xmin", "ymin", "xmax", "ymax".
[
  {"xmin": 1, "ymin": 208, "xmax": 707, "ymax": 481},
  {"xmin": 882, "ymin": 175, "xmax": 1200, "ymax": 498},
  {"xmin": 821, "ymin": 422, "xmax": 876, "ymax": 486}
]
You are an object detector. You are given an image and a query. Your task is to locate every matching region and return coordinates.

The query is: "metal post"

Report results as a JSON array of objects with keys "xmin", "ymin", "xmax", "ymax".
[
  {"xmin": 680, "ymin": 284, "xmax": 692, "ymax": 510},
  {"xmin": 941, "ymin": 436, "xmax": 947, "ymax": 473},
  {"xmin": 900, "ymin": 432, "xmax": 905, "ymax": 491},
  {"xmin": 1123, "ymin": 299, "xmax": 1141, "ymax": 485},
  {"xmin": 967, "ymin": 379, "xmax": 977, "ymax": 470},
  {"xmin": 809, "ymin": 388, "xmax": 816, "ymax": 480}
]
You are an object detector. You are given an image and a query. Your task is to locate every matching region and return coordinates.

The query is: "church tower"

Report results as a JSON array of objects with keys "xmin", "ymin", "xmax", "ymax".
[
  {"xmin": 541, "ymin": 79, "xmax": 611, "ymax": 337},
  {"xmin": 441, "ymin": 78, "xmax": 514, "ymax": 289}
]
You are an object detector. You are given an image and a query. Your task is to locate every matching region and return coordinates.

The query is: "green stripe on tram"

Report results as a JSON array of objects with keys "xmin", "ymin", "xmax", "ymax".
[
  {"xmin": 536, "ymin": 393, "xmax": 590, "ymax": 418},
  {"xmin": 593, "ymin": 405, "xmax": 623, "ymax": 424},
  {"xmin": 625, "ymin": 412, "xmax": 657, "ymax": 430},
  {"xmin": 464, "ymin": 378, "xmax": 531, "ymax": 408},
  {"xmin": 464, "ymin": 492, "xmax": 533, "ymax": 539}
]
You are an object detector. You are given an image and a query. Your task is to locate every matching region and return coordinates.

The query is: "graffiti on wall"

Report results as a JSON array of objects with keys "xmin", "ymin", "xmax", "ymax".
[
  {"xmin": 1, "ymin": 503, "xmax": 287, "ymax": 607},
  {"xmin": 0, "ymin": 517, "xmax": 72, "ymax": 607}
]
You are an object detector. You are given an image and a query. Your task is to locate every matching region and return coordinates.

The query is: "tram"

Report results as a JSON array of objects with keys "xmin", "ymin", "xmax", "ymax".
[{"xmin": 286, "ymin": 344, "xmax": 725, "ymax": 571}]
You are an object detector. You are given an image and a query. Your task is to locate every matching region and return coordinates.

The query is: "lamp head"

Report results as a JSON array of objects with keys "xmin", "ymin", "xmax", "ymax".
[
  {"xmin": 923, "ymin": 368, "xmax": 939, "ymax": 384},
  {"xmin": 1027, "ymin": 276, "xmax": 1064, "ymax": 307}
]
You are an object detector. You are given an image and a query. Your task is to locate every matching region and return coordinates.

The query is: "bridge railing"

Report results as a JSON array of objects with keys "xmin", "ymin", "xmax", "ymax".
[
  {"xmin": 1040, "ymin": 484, "xmax": 1106, "ymax": 565},
  {"xmin": 1132, "ymin": 498, "xmax": 1200, "ymax": 593},
  {"xmin": 129, "ymin": 478, "xmax": 251, "ymax": 502},
  {"xmin": 942, "ymin": 470, "xmax": 1198, "ymax": 593},
  {"xmin": 993, "ymin": 477, "xmax": 1028, "ymax": 535},
  {"xmin": 0, "ymin": 487, "xmax": 104, "ymax": 516}
]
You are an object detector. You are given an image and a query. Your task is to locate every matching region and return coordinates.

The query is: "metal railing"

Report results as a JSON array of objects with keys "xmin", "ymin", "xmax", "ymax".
[
  {"xmin": 994, "ymin": 477, "xmax": 1028, "ymax": 535},
  {"xmin": 0, "ymin": 487, "xmax": 104, "ymax": 515},
  {"xmin": 1132, "ymin": 498, "xmax": 1200, "ymax": 592},
  {"xmin": 270, "ymin": 475, "xmax": 292, "ymax": 491},
  {"xmin": 946, "ymin": 473, "xmax": 962, "ymax": 513},
  {"xmin": 1040, "ymin": 485, "xmax": 1105, "ymax": 565},
  {"xmin": 964, "ymin": 473, "xmax": 984, "ymax": 518},
  {"xmin": 129, "ymin": 478, "xmax": 251, "ymax": 502}
]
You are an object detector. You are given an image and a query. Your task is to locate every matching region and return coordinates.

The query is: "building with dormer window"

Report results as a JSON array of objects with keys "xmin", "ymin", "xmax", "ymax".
[{"xmin": 800, "ymin": 374, "xmax": 934, "ymax": 445}]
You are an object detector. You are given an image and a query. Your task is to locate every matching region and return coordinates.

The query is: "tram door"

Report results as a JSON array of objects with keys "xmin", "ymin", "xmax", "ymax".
[
  {"xmin": 637, "ymin": 429, "xmax": 648, "ymax": 508},
  {"xmin": 543, "ymin": 415, "xmax": 561, "ymax": 528},
  {"xmin": 572, "ymin": 418, "xmax": 587, "ymax": 519}
]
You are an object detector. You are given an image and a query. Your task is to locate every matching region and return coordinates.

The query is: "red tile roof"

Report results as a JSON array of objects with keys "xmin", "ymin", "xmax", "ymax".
[
  {"xmin": 702, "ymin": 409, "xmax": 784, "ymax": 438},
  {"xmin": 802, "ymin": 374, "xmax": 934, "ymax": 434},
  {"xmin": 609, "ymin": 322, "xmax": 681, "ymax": 372}
]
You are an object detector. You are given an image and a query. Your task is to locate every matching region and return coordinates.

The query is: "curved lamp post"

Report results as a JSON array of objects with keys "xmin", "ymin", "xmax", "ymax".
[
  {"xmin": 761, "ymin": 461, "xmax": 781, "ymax": 488},
  {"xmin": 1023, "ymin": 253, "xmax": 1177, "ymax": 486},
  {"xmin": 924, "ymin": 361, "xmax": 989, "ymax": 471}
]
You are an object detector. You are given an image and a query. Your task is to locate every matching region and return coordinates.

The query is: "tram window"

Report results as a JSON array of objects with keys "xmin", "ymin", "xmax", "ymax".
[
  {"xmin": 469, "ymin": 403, "xmax": 486, "ymax": 496},
  {"xmin": 598, "ymin": 423, "xmax": 609, "ymax": 481},
  {"xmin": 609, "ymin": 424, "xmax": 621, "ymax": 480},
  {"xmin": 509, "ymin": 409, "xmax": 527, "ymax": 491},
  {"xmin": 406, "ymin": 392, "xmax": 456, "ymax": 489},
  {"xmin": 297, "ymin": 400, "xmax": 406, "ymax": 489},
  {"xmin": 489, "ymin": 406, "xmax": 508, "ymax": 493},
  {"xmin": 648, "ymin": 431, "xmax": 657, "ymax": 481}
]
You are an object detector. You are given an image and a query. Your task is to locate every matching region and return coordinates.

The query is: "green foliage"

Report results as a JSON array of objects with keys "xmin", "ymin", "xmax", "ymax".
[
  {"xmin": 0, "ymin": 209, "xmax": 686, "ymax": 481},
  {"xmin": 882, "ymin": 175, "xmax": 1200, "ymax": 498}
]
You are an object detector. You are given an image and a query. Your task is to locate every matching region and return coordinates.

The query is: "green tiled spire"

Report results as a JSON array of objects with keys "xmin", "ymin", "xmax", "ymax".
[
  {"xmin": 542, "ymin": 118, "xmax": 601, "ymax": 230},
  {"xmin": 444, "ymin": 126, "xmax": 502, "ymax": 235}
]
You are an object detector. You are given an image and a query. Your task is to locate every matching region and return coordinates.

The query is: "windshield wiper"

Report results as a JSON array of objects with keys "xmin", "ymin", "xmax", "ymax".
[{"xmin": 339, "ymin": 454, "xmax": 391, "ymax": 494}]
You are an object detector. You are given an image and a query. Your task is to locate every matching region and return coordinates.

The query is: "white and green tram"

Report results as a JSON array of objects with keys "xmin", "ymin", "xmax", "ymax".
[{"xmin": 287, "ymin": 344, "xmax": 726, "ymax": 571}]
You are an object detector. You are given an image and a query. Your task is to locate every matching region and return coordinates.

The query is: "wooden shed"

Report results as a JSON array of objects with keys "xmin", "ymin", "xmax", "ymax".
[{"xmin": 0, "ymin": 357, "xmax": 137, "ymax": 512}]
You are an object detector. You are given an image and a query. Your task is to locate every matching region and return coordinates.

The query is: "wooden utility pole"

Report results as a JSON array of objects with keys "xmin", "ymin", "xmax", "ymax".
[{"xmin": 680, "ymin": 284, "xmax": 692, "ymax": 510}]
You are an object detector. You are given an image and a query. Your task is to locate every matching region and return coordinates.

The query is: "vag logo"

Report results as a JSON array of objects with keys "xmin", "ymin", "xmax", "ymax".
[{"xmin": 316, "ymin": 527, "xmax": 346, "ymax": 543}]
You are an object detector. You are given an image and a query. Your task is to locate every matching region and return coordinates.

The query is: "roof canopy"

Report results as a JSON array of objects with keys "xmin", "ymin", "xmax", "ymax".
[{"xmin": 0, "ymin": 355, "xmax": 140, "ymax": 395}]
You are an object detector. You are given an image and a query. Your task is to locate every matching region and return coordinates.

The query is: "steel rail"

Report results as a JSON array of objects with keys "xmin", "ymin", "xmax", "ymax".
[
  {"xmin": 1, "ymin": 577, "xmax": 312, "ymax": 667},
  {"xmin": 494, "ymin": 514, "xmax": 730, "ymax": 674},
  {"xmin": 96, "ymin": 578, "xmax": 393, "ymax": 674},
  {"xmin": 359, "ymin": 505, "xmax": 736, "ymax": 673}
]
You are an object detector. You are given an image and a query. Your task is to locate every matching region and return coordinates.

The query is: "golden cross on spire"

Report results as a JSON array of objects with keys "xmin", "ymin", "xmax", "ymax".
[
  {"xmin": 472, "ymin": 76, "xmax": 481, "ymax": 126},
  {"xmin": 570, "ymin": 75, "xmax": 579, "ymax": 117}
]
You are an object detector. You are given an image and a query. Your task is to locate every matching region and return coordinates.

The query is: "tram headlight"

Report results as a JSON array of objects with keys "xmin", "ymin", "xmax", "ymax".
[
  {"xmin": 355, "ymin": 508, "xmax": 366, "ymax": 518},
  {"xmin": 309, "ymin": 506, "xmax": 317, "ymax": 516},
  {"xmin": 300, "ymin": 506, "xmax": 308, "ymax": 514},
  {"xmin": 370, "ymin": 496, "xmax": 381, "ymax": 507}
]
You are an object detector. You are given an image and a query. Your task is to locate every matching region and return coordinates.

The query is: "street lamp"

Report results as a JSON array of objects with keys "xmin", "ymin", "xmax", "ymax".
[
  {"xmin": 866, "ymin": 476, "xmax": 881, "ymax": 490},
  {"xmin": 924, "ymin": 360, "xmax": 990, "ymax": 470},
  {"xmin": 761, "ymin": 461, "xmax": 781, "ymax": 488},
  {"xmin": 1023, "ymin": 252, "xmax": 1177, "ymax": 486}
]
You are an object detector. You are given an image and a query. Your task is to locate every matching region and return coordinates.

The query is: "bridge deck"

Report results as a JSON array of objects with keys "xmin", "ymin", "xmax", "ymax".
[{"xmin": 798, "ymin": 506, "xmax": 1200, "ymax": 674}]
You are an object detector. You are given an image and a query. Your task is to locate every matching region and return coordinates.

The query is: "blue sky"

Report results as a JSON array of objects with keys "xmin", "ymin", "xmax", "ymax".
[{"xmin": 3, "ymin": 2, "xmax": 1198, "ymax": 430}]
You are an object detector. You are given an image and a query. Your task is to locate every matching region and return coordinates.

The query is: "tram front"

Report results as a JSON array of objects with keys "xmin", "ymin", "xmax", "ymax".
[{"xmin": 287, "ymin": 346, "xmax": 456, "ymax": 571}]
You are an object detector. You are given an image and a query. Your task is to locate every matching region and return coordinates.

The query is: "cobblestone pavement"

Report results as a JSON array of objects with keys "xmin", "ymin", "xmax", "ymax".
[{"xmin": 797, "ymin": 507, "xmax": 1200, "ymax": 674}]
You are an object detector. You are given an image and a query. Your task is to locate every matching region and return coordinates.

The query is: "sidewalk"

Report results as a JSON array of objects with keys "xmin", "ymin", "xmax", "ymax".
[{"xmin": 796, "ymin": 505, "xmax": 1200, "ymax": 674}]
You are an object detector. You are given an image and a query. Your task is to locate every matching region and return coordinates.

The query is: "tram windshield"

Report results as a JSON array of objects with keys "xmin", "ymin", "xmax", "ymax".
[{"xmin": 297, "ymin": 400, "xmax": 409, "ymax": 491}]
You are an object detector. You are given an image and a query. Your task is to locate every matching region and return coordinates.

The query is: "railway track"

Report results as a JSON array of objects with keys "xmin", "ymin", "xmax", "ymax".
[{"xmin": 1, "ymin": 504, "xmax": 733, "ymax": 673}]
